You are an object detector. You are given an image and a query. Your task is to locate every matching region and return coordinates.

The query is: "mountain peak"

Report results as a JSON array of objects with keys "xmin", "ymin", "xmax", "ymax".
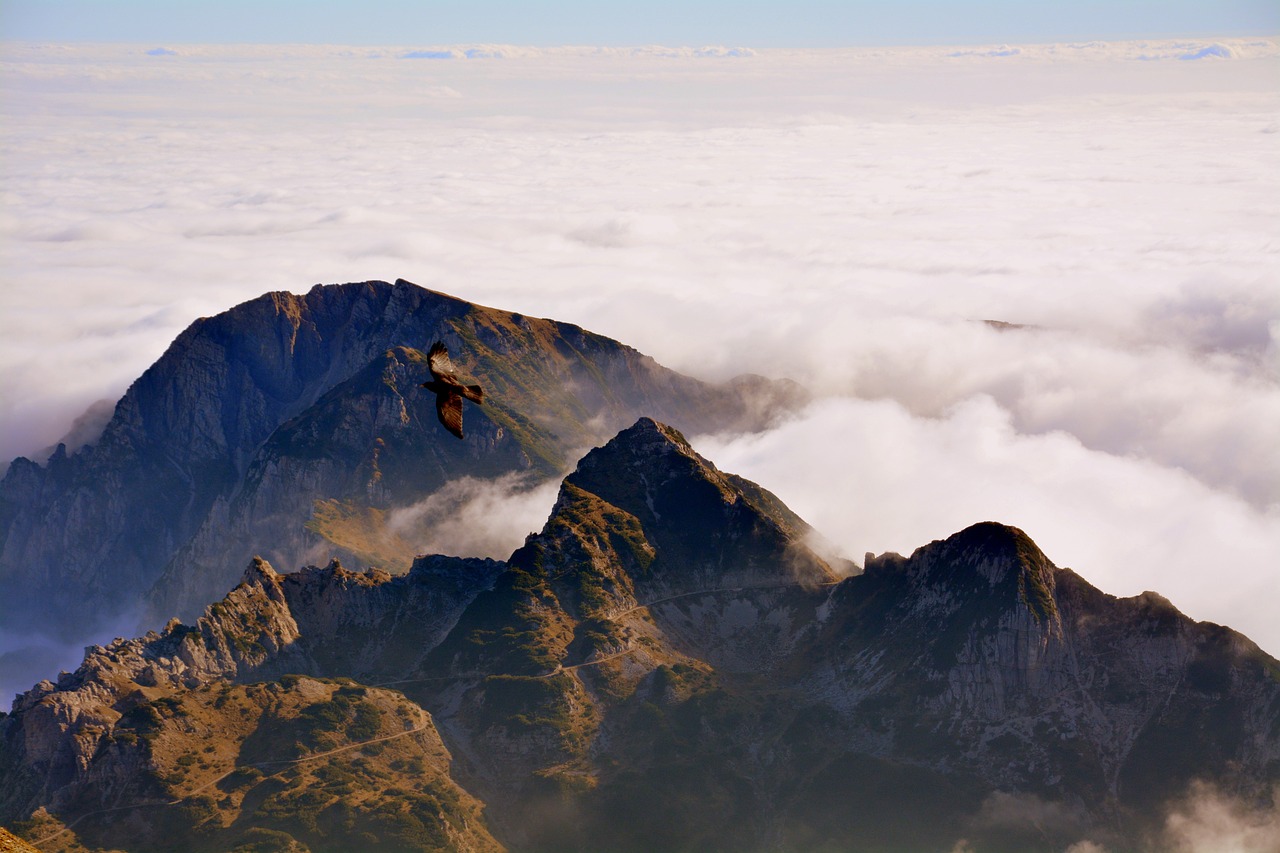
[
  {"xmin": 3, "ymin": 281, "xmax": 807, "ymax": 643},
  {"xmin": 243, "ymin": 555, "xmax": 279, "ymax": 583},
  {"xmin": 5, "ymin": 417, "xmax": 1278, "ymax": 852},
  {"xmin": 565, "ymin": 416, "xmax": 729, "ymax": 526},
  {"xmin": 552, "ymin": 417, "xmax": 837, "ymax": 596},
  {"xmin": 933, "ymin": 521, "xmax": 1049, "ymax": 577},
  {"xmin": 629, "ymin": 414, "xmax": 691, "ymax": 443},
  {"xmin": 883, "ymin": 521, "xmax": 1059, "ymax": 627},
  {"xmin": 581, "ymin": 414, "xmax": 697, "ymax": 460}
]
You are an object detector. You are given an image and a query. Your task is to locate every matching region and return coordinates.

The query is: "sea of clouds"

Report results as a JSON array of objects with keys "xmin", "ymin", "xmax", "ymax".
[{"xmin": 1, "ymin": 37, "xmax": 1277, "ymax": 697}]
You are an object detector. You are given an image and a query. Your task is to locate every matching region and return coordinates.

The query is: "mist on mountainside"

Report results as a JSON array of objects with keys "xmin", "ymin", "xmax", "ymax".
[
  {"xmin": 4, "ymin": 418, "xmax": 1276, "ymax": 853},
  {"xmin": 3, "ymin": 38, "xmax": 1276, "ymax": 667}
]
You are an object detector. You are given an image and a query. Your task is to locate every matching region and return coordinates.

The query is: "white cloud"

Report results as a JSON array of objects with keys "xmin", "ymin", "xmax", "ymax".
[
  {"xmin": 386, "ymin": 474, "xmax": 564, "ymax": 560},
  {"xmin": 693, "ymin": 395, "xmax": 1280, "ymax": 656},
  {"xmin": 964, "ymin": 791, "xmax": 1094, "ymax": 844},
  {"xmin": 1064, "ymin": 842, "xmax": 1110, "ymax": 853},
  {"xmin": 0, "ymin": 39, "xmax": 1277, "ymax": 663},
  {"xmin": 1180, "ymin": 44, "xmax": 1237, "ymax": 61},
  {"xmin": 1159, "ymin": 782, "xmax": 1280, "ymax": 853}
]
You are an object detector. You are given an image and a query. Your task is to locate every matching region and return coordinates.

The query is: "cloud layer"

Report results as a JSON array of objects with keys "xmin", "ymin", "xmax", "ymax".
[
  {"xmin": 0, "ymin": 39, "xmax": 1277, "ymax": 670},
  {"xmin": 387, "ymin": 474, "xmax": 564, "ymax": 561},
  {"xmin": 696, "ymin": 395, "xmax": 1280, "ymax": 653}
]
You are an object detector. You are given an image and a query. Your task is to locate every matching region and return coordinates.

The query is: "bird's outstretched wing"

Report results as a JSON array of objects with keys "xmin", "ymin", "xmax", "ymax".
[
  {"xmin": 428, "ymin": 341, "xmax": 458, "ymax": 383},
  {"xmin": 424, "ymin": 340, "xmax": 481, "ymax": 439},
  {"xmin": 436, "ymin": 390, "xmax": 465, "ymax": 439}
]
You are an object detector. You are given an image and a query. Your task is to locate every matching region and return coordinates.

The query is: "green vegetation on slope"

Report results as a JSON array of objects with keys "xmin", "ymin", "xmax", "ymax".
[
  {"xmin": 304, "ymin": 499, "xmax": 415, "ymax": 574},
  {"xmin": 12, "ymin": 677, "xmax": 501, "ymax": 853}
]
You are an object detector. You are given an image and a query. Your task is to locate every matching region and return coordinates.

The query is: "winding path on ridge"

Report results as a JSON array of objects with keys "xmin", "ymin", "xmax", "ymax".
[
  {"xmin": 29, "ymin": 722, "xmax": 435, "ymax": 848},
  {"xmin": 27, "ymin": 578, "xmax": 843, "ymax": 848}
]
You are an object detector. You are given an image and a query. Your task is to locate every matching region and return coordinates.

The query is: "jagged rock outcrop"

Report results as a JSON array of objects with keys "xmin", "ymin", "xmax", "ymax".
[
  {"xmin": 799, "ymin": 521, "xmax": 1280, "ymax": 832},
  {"xmin": 404, "ymin": 420, "xmax": 1280, "ymax": 851},
  {"xmin": 0, "ymin": 281, "xmax": 806, "ymax": 646},
  {"xmin": 405, "ymin": 418, "xmax": 847, "ymax": 846},
  {"xmin": 3, "ymin": 673, "xmax": 502, "ymax": 853},
  {"xmin": 2, "ymin": 419, "xmax": 1277, "ymax": 852},
  {"xmin": 0, "ymin": 551, "xmax": 504, "ymax": 851}
]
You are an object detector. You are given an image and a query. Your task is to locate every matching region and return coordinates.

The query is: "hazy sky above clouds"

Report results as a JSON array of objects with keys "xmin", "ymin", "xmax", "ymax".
[
  {"xmin": 0, "ymin": 27, "xmax": 1277, "ymax": 685},
  {"xmin": 3, "ymin": 0, "xmax": 1277, "ymax": 46}
]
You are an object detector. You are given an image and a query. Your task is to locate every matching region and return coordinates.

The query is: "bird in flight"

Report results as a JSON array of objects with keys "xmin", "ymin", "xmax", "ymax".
[{"xmin": 421, "ymin": 341, "xmax": 484, "ymax": 439}]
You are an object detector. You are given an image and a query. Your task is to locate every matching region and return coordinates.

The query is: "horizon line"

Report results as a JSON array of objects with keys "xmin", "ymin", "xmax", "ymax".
[{"xmin": 3, "ymin": 31, "xmax": 1277, "ymax": 50}]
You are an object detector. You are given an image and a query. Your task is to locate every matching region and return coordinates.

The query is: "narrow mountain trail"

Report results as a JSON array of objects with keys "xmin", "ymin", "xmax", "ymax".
[
  {"xmin": 28, "ymin": 722, "xmax": 435, "ymax": 849},
  {"xmin": 541, "ymin": 647, "xmax": 639, "ymax": 677},
  {"xmin": 28, "ymin": 579, "xmax": 844, "ymax": 849}
]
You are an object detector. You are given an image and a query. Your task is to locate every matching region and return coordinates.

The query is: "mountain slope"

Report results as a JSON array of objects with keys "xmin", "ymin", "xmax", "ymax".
[
  {"xmin": 0, "ymin": 552, "xmax": 505, "ymax": 853},
  {"xmin": 3, "ymin": 419, "xmax": 1277, "ymax": 852},
  {"xmin": 0, "ymin": 281, "xmax": 805, "ymax": 644}
]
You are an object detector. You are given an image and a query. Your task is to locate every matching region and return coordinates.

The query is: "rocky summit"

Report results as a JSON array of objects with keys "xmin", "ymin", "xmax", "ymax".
[
  {"xmin": 2, "ymin": 419, "xmax": 1277, "ymax": 853},
  {"xmin": 0, "ymin": 281, "xmax": 805, "ymax": 649}
]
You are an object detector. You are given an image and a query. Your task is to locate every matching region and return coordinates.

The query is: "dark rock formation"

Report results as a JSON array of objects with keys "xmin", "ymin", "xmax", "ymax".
[{"xmin": 3, "ymin": 419, "xmax": 1276, "ymax": 852}]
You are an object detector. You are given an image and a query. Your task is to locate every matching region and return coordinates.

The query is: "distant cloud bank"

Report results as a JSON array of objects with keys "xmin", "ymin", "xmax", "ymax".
[
  {"xmin": 100, "ymin": 38, "xmax": 1280, "ymax": 63},
  {"xmin": 397, "ymin": 45, "xmax": 757, "ymax": 60}
]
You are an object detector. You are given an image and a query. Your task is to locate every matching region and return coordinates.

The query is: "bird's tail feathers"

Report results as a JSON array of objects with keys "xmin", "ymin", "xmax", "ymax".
[{"xmin": 461, "ymin": 384, "xmax": 484, "ymax": 404}]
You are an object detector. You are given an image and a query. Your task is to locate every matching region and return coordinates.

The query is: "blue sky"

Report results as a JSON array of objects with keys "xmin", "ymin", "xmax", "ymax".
[{"xmin": 2, "ymin": 0, "xmax": 1276, "ymax": 46}]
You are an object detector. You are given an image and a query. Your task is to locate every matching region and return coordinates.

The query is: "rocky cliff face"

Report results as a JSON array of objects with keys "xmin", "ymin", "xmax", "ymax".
[
  {"xmin": 0, "ymin": 550, "xmax": 504, "ymax": 852},
  {"xmin": 3, "ymin": 419, "xmax": 1277, "ymax": 853},
  {"xmin": 786, "ymin": 525, "xmax": 1280, "ymax": 848},
  {"xmin": 3, "ymin": 672, "xmax": 502, "ymax": 853},
  {"xmin": 0, "ymin": 282, "xmax": 804, "ymax": 644}
]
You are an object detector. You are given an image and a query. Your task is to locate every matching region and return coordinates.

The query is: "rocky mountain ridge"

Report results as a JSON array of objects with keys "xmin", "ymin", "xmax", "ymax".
[
  {"xmin": 0, "ymin": 281, "xmax": 804, "ymax": 654},
  {"xmin": 3, "ymin": 419, "xmax": 1276, "ymax": 852}
]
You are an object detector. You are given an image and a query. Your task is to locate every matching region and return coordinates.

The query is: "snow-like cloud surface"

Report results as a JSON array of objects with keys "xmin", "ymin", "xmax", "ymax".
[{"xmin": 1, "ymin": 40, "xmax": 1277, "ymax": 664}]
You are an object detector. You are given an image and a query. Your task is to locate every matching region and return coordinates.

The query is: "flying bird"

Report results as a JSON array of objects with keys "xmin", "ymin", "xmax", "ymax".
[{"xmin": 421, "ymin": 341, "xmax": 484, "ymax": 439}]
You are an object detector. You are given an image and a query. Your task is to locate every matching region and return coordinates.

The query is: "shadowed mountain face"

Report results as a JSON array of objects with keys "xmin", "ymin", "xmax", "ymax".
[
  {"xmin": 0, "ymin": 281, "xmax": 805, "ymax": 642},
  {"xmin": 3, "ymin": 419, "xmax": 1276, "ymax": 853}
]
